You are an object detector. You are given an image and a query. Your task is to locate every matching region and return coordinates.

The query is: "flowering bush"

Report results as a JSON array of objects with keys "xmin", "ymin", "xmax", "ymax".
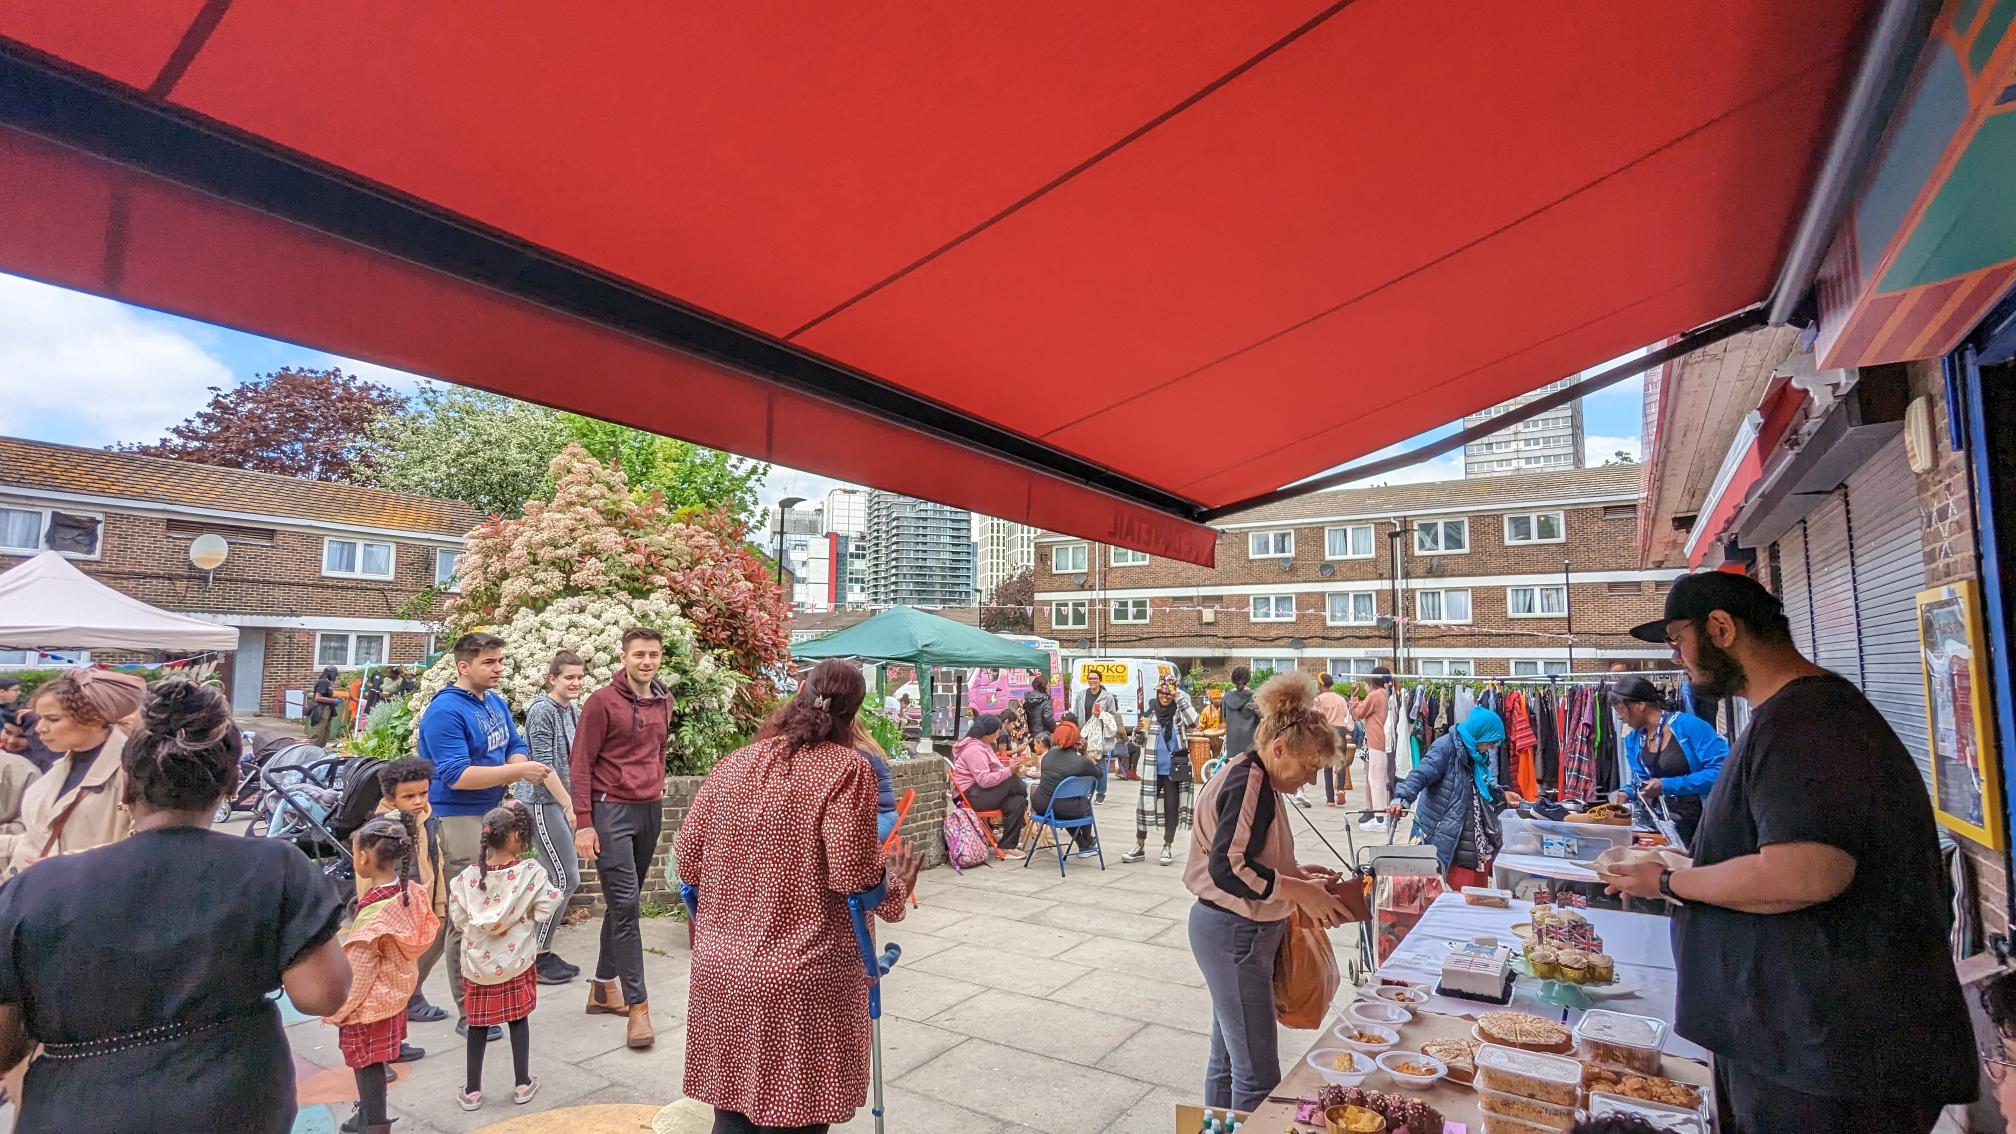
[{"xmin": 415, "ymin": 595, "xmax": 741, "ymax": 774}]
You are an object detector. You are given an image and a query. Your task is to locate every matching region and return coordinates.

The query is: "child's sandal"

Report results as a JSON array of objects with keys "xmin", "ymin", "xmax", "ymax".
[{"xmin": 514, "ymin": 1078, "xmax": 539, "ymax": 1106}]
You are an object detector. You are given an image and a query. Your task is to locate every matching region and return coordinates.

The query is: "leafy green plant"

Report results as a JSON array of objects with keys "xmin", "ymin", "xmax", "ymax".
[
  {"xmin": 860, "ymin": 704, "xmax": 903, "ymax": 759},
  {"xmin": 348, "ymin": 702, "xmax": 416, "ymax": 761}
]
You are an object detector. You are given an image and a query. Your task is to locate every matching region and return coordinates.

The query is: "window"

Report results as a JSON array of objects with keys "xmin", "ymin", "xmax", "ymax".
[
  {"xmin": 1110, "ymin": 547, "xmax": 1150, "ymax": 567},
  {"xmin": 434, "ymin": 548, "xmax": 463, "ymax": 590},
  {"xmin": 1110, "ymin": 598, "xmax": 1150, "ymax": 623},
  {"xmin": 0, "ymin": 507, "xmax": 38, "ymax": 553},
  {"xmin": 0, "ymin": 649, "xmax": 90, "ymax": 667},
  {"xmin": 1606, "ymin": 581, "xmax": 1645, "ymax": 595},
  {"xmin": 1603, "ymin": 504, "xmax": 1638, "ymax": 521},
  {"xmin": 1512, "ymin": 659, "xmax": 1571, "ymax": 677},
  {"xmin": 1324, "ymin": 524, "xmax": 1375, "ymax": 559},
  {"xmin": 315, "ymin": 632, "xmax": 389, "ymax": 668},
  {"xmin": 1325, "ymin": 658, "xmax": 1379, "ymax": 677},
  {"xmin": 1507, "ymin": 585, "xmax": 1568, "ymax": 617},
  {"xmin": 1419, "ymin": 659, "xmax": 1475, "ymax": 678},
  {"xmin": 1250, "ymin": 657, "xmax": 1298, "ymax": 675},
  {"xmin": 1051, "ymin": 543, "xmax": 1088, "ymax": 573},
  {"xmin": 0, "ymin": 507, "xmax": 101, "ymax": 558},
  {"xmin": 1325, "ymin": 591, "xmax": 1377, "ymax": 626},
  {"xmin": 1413, "ymin": 518, "xmax": 1468, "ymax": 555},
  {"xmin": 1247, "ymin": 530, "xmax": 1294, "ymax": 559},
  {"xmin": 1051, "ymin": 601, "xmax": 1088, "ymax": 629},
  {"xmin": 1416, "ymin": 588, "xmax": 1472, "ymax": 623},
  {"xmin": 323, "ymin": 537, "xmax": 396, "ymax": 580},
  {"xmin": 1504, "ymin": 511, "xmax": 1565, "ymax": 544},
  {"xmin": 1250, "ymin": 594, "xmax": 1296, "ymax": 622}
]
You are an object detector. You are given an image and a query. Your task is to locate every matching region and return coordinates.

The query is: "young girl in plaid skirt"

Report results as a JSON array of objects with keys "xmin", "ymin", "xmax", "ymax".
[
  {"xmin": 449, "ymin": 801, "xmax": 561, "ymax": 1111},
  {"xmin": 326, "ymin": 811, "xmax": 439, "ymax": 1134}
]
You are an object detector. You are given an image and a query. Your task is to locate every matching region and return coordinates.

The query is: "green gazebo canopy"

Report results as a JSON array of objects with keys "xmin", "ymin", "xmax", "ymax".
[{"xmin": 793, "ymin": 606, "xmax": 1048, "ymax": 670}]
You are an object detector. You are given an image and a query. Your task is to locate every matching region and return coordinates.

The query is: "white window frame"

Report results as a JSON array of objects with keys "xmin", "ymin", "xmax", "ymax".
[
  {"xmin": 1250, "ymin": 594, "xmax": 1296, "ymax": 622},
  {"xmin": 1503, "ymin": 511, "xmax": 1566, "ymax": 545},
  {"xmin": 1512, "ymin": 659, "xmax": 1571, "ymax": 677},
  {"xmin": 1507, "ymin": 584, "xmax": 1569, "ymax": 618},
  {"xmin": 1109, "ymin": 547, "xmax": 1150, "ymax": 567},
  {"xmin": 322, "ymin": 537, "xmax": 397, "ymax": 581},
  {"xmin": 1247, "ymin": 529, "xmax": 1295, "ymax": 559},
  {"xmin": 315, "ymin": 631, "xmax": 390, "ymax": 668},
  {"xmin": 1324, "ymin": 523, "xmax": 1376, "ymax": 560},
  {"xmin": 0, "ymin": 505, "xmax": 103, "ymax": 560},
  {"xmin": 1051, "ymin": 543, "xmax": 1088, "ymax": 573},
  {"xmin": 1051, "ymin": 600, "xmax": 1088, "ymax": 629},
  {"xmin": 434, "ymin": 548, "xmax": 463, "ymax": 591},
  {"xmin": 1415, "ymin": 588, "xmax": 1473, "ymax": 624},
  {"xmin": 1250, "ymin": 657, "xmax": 1299, "ymax": 675},
  {"xmin": 1109, "ymin": 598, "xmax": 1150, "ymax": 624},
  {"xmin": 1325, "ymin": 590, "xmax": 1378, "ymax": 626},
  {"xmin": 1326, "ymin": 658, "xmax": 1379, "ymax": 677},
  {"xmin": 1419, "ymin": 659, "xmax": 1476, "ymax": 678},
  {"xmin": 1413, "ymin": 518, "xmax": 1469, "ymax": 556}
]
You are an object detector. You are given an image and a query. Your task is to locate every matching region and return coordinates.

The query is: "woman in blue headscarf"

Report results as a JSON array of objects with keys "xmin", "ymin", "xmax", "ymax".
[{"xmin": 1386, "ymin": 707, "xmax": 1520, "ymax": 887}]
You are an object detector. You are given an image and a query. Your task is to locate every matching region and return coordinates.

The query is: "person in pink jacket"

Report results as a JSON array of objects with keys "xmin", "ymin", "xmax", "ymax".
[{"xmin": 951, "ymin": 714, "xmax": 1031, "ymax": 847}]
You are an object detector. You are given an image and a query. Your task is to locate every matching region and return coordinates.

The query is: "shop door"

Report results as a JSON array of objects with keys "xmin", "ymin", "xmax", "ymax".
[
  {"xmin": 1775, "ymin": 522, "xmax": 1814, "ymax": 657},
  {"xmin": 1845, "ymin": 440, "xmax": 1932, "ymax": 787},
  {"xmin": 1805, "ymin": 494, "xmax": 1860, "ymax": 680}
]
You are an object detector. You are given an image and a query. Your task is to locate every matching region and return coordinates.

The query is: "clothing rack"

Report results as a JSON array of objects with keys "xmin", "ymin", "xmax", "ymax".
[{"xmin": 1378, "ymin": 669, "xmax": 1688, "ymax": 684}]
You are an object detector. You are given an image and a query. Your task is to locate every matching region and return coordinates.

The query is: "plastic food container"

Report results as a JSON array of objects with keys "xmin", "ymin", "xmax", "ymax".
[
  {"xmin": 1580, "ymin": 1059, "xmax": 1704, "ymax": 1110},
  {"xmin": 1499, "ymin": 813, "xmax": 1634, "ymax": 862},
  {"xmin": 1588, "ymin": 1092, "xmax": 1707, "ymax": 1133},
  {"xmin": 1473, "ymin": 1043, "xmax": 1581, "ymax": 1107},
  {"xmin": 1332, "ymin": 1021, "xmax": 1398, "ymax": 1053},
  {"xmin": 1479, "ymin": 1116, "xmax": 1560, "ymax": 1134},
  {"xmin": 1305, "ymin": 1047, "xmax": 1374, "ymax": 1087},
  {"xmin": 1575, "ymin": 1008, "xmax": 1668, "ymax": 1074},
  {"xmin": 1475, "ymin": 1085, "xmax": 1576, "ymax": 1133}
]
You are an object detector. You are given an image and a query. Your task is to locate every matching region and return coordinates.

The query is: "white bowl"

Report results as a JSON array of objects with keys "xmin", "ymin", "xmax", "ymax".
[
  {"xmin": 1376, "ymin": 1050, "xmax": 1448, "ymax": 1089},
  {"xmin": 1332, "ymin": 1021, "xmax": 1398, "ymax": 1054},
  {"xmin": 1369, "ymin": 985, "xmax": 1429, "ymax": 1008},
  {"xmin": 1305, "ymin": 1047, "xmax": 1374, "ymax": 1087},
  {"xmin": 1345, "ymin": 999, "xmax": 1412, "ymax": 1027}
]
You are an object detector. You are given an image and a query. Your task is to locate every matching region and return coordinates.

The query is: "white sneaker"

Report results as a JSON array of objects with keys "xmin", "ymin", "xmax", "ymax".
[
  {"xmin": 1158, "ymin": 846, "xmax": 1174, "ymax": 866},
  {"xmin": 1293, "ymin": 795, "xmax": 1313, "ymax": 809}
]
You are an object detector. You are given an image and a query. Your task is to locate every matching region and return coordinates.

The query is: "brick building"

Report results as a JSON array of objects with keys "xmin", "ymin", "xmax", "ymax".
[
  {"xmin": 1033, "ymin": 465, "xmax": 1669, "ymax": 678},
  {"xmin": 0, "ymin": 437, "xmax": 480, "ymax": 716}
]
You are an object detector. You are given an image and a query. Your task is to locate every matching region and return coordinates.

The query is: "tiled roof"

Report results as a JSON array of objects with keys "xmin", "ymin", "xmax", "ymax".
[
  {"xmin": 0, "ymin": 436, "xmax": 484, "ymax": 537},
  {"xmin": 1219, "ymin": 464, "xmax": 1645, "ymax": 526}
]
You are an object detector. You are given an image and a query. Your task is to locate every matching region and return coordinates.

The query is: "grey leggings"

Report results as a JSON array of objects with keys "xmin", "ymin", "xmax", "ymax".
[
  {"xmin": 1188, "ymin": 900, "xmax": 1288, "ymax": 1110},
  {"xmin": 530, "ymin": 801, "xmax": 581, "ymax": 951}
]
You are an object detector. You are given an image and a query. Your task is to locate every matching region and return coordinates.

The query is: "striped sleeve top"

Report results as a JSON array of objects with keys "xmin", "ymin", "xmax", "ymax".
[{"xmin": 1183, "ymin": 751, "xmax": 1298, "ymax": 922}]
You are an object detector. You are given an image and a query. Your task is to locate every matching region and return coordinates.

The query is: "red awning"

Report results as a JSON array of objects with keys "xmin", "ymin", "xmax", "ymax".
[{"xmin": 0, "ymin": 3, "xmax": 1874, "ymax": 564}]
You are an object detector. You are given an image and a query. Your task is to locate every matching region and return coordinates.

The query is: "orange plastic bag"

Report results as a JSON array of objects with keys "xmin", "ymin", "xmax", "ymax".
[{"xmin": 1272, "ymin": 907, "xmax": 1340, "ymax": 1028}]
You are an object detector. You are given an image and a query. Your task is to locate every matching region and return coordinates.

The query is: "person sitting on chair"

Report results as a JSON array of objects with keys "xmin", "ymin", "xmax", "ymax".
[
  {"xmin": 1031, "ymin": 724, "xmax": 1100, "ymax": 854},
  {"xmin": 950, "ymin": 715, "xmax": 1029, "ymax": 849}
]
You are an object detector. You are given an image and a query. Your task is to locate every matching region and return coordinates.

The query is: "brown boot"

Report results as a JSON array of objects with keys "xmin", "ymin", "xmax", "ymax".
[
  {"xmin": 586, "ymin": 979, "xmax": 627, "ymax": 1016},
  {"xmin": 626, "ymin": 1001, "xmax": 656, "ymax": 1049}
]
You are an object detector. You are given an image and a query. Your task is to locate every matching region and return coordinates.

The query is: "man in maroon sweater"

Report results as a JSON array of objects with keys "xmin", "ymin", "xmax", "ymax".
[{"xmin": 570, "ymin": 627, "xmax": 673, "ymax": 1050}]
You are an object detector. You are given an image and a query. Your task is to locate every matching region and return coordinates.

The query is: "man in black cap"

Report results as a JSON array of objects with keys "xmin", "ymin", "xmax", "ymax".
[{"xmin": 1604, "ymin": 571, "xmax": 1973, "ymax": 1132}]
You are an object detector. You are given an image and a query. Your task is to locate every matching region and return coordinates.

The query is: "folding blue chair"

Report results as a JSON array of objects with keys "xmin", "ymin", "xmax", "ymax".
[{"xmin": 1021, "ymin": 775, "xmax": 1103, "ymax": 876}]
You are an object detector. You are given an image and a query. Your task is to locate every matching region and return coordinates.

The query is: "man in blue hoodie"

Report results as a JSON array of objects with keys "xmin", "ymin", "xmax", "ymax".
[{"xmin": 418, "ymin": 631, "xmax": 547, "ymax": 1037}]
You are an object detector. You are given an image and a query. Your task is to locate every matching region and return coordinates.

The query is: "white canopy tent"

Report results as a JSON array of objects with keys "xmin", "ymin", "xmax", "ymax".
[{"xmin": 0, "ymin": 551, "xmax": 239, "ymax": 653}]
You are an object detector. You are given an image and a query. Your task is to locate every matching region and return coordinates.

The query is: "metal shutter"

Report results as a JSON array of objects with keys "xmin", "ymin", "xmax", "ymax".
[
  {"xmin": 1846, "ymin": 440, "xmax": 1931, "ymax": 787},
  {"xmin": 1805, "ymin": 494, "xmax": 1861, "ymax": 680},
  {"xmin": 1775, "ymin": 522, "xmax": 1814, "ymax": 657}
]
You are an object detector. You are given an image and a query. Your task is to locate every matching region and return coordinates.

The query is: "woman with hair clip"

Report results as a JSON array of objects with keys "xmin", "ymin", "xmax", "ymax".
[
  {"xmin": 677, "ymin": 659, "xmax": 922, "ymax": 1134},
  {"xmin": 327, "ymin": 811, "xmax": 439, "ymax": 1134},
  {"xmin": 0, "ymin": 679, "xmax": 351, "ymax": 1133},
  {"xmin": 1186, "ymin": 672, "xmax": 1354, "ymax": 1110}
]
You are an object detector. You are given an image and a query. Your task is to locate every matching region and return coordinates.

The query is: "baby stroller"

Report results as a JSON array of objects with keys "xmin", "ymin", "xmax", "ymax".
[{"xmin": 247, "ymin": 741, "xmax": 377, "ymax": 908}]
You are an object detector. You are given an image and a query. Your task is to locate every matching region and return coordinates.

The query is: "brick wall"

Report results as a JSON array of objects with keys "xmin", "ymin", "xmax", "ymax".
[
  {"xmin": 569, "ymin": 757, "xmax": 950, "ymax": 915},
  {"xmin": 261, "ymin": 630, "xmax": 440, "ymax": 718},
  {"xmin": 1908, "ymin": 359, "xmax": 2011, "ymax": 937}
]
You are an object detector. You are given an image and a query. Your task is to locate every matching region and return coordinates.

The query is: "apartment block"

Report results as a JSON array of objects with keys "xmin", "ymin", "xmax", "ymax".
[
  {"xmin": 1463, "ymin": 379, "xmax": 1586, "ymax": 478},
  {"xmin": 863, "ymin": 491, "xmax": 975, "ymax": 608}
]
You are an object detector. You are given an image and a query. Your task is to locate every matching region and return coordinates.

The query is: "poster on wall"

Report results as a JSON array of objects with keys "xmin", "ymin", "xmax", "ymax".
[{"xmin": 1918, "ymin": 580, "xmax": 2005, "ymax": 849}]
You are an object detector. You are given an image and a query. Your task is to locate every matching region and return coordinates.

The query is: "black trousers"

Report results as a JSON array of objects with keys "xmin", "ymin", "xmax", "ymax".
[
  {"xmin": 592, "ymin": 799, "xmax": 662, "ymax": 1005},
  {"xmin": 965, "ymin": 777, "xmax": 1028, "ymax": 847},
  {"xmin": 713, "ymin": 1110, "xmax": 829, "ymax": 1134},
  {"xmin": 1712, "ymin": 1057, "xmax": 1947, "ymax": 1134}
]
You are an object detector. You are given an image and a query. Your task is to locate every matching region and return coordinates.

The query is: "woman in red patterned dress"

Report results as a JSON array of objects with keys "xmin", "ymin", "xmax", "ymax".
[{"xmin": 677, "ymin": 660, "xmax": 921, "ymax": 1134}]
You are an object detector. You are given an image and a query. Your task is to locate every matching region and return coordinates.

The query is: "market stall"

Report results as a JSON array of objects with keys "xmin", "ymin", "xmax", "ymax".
[
  {"xmin": 792, "ymin": 606, "xmax": 1048, "ymax": 744},
  {"xmin": 0, "ymin": 551, "xmax": 239, "ymax": 652}
]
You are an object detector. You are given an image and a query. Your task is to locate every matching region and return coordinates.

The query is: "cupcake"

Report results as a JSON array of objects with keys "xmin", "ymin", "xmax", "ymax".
[
  {"xmin": 1558, "ymin": 950, "xmax": 1590, "ymax": 984},
  {"xmin": 1527, "ymin": 947, "xmax": 1561, "ymax": 980},
  {"xmin": 1589, "ymin": 953, "xmax": 1615, "ymax": 984}
]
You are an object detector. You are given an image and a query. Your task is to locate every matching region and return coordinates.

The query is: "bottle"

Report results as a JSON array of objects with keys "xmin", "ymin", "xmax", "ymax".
[{"xmin": 1198, "ymin": 1109, "xmax": 1219, "ymax": 1134}]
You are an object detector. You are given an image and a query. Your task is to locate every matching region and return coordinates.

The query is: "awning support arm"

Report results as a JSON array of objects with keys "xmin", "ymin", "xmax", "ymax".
[{"xmin": 1197, "ymin": 307, "xmax": 1769, "ymax": 523}]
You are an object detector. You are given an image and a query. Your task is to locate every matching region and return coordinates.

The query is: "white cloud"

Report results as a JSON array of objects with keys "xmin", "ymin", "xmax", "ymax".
[
  {"xmin": 760, "ymin": 466, "xmax": 858, "ymax": 514},
  {"xmin": 1341, "ymin": 449, "xmax": 1466, "ymax": 489},
  {"xmin": 1585, "ymin": 435, "xmax": 1641, "ymax": 465},
  {"xmin": 0, "ymin": 275, "xmax": 234, "ymax": 446},
  {"xmin": 305, "ymin": 352, "xmax": 436, "ymax": 394}
]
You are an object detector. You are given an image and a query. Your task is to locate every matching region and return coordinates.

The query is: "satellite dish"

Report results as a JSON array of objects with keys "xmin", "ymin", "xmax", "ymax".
[
  {"xmin": 1288, "ymin": 637, "xmax": 1307, "ymax": 650},
  {"xmin": 1279, "ymin": 559, "xmax": 1294, "ymax": 572},
  {"xmin": 1318, "ymin": 563, "xmax": 1336, "ymax": 578},
  {"xmin": 188, "ymin": 533, "xmax": 229, "ymax": 571}
]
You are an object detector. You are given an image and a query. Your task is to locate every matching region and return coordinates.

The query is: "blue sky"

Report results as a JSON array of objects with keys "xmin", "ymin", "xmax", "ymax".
[{"xmin": 0, "ymin": 271, "xmax": 1644, "ymax": 508}]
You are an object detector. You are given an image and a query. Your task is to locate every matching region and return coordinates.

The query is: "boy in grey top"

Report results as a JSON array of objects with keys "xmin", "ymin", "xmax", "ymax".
[{"xmin": 518, "ymin": 651, "xmax": 585, "ymax": 985}]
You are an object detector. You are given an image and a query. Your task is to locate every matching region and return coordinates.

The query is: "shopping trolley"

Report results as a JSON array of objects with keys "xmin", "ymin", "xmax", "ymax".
[{"xmin": 1347, "ymin": 808, "xmax": 1443, "ymax": 985}]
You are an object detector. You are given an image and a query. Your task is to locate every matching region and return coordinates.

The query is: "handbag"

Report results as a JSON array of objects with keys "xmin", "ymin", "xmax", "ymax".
[{"xmin": 1272, "ymin": 907, "xmax": 1341, "ymax": 1028}]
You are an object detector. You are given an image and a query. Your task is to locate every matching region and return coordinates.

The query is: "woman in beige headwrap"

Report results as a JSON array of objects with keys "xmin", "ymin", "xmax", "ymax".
[{"xmin": 0, "ymin": 669, "xmax": 146, "ymax": 879}]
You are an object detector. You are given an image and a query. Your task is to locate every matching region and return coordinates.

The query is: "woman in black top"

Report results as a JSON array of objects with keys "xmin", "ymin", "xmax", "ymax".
[
  {"xmin": 1030, "ymin": 724, "xmax": 1100, "ymax": 851},
  {"xmin": 0, "ymin": 680, "xmax": 351, "ymax": 1133}
]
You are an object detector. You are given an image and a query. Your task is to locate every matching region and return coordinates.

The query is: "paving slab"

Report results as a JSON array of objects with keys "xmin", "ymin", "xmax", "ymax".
[
  {"xmin": 1104, "ymin": 1085, "xmax": 1198, "ymax": 1134},
  {"xmin": 931, "ymin": 912, "xmax": 1094, "ymax": 959},
  {"xmin": 829, "ymin": 1085, "xmax": 1030, "ymax": 1134},
  {"xmin": 1053, "ymin": 937, "xmax": 1206, "ymax": 988},
  {"xmin": 1026, "ymin": 903, "xmax": 1175, "ymax": 943},
  {"xmin": 1146, "ymin": 920, "xmax": 1194, "ymax": 950},
  {"xmin": 919, "ymin": 887, "xmax": 1058, "ymax": 921},
  {"xmin": 1143, "ymin": 894, "xmax": 1199, "ymax": 920},
  {"xmin": 924, "ymin": 987, "xmax": 1145, "ymax": 1063},
  {"xmin": 1024, "ymin": 881, "xmax": 1170, "ymax": 913},
  {"xmin": 1050, "ymin": 968, "xmax": 1215, "ymax": 1034},
  {"xmin": 874, "ymin": 1016, "xmax": 972, "ymax": 1081},
  {"xmin": 1093, "ymin": 870, "xmax": 1197, "ymax": 898},
  {"xmin": 893, "ymin": 1038, "xmax": 1154, "ymax": 1134},
  {"xmin": 941, "ymin": 870, "xmax": 1066, "ymax": 897},
  {"xmin": 873, "ymin": 929, "xmax": 961, "ymax": 963},
  {"xmin": 881, "ymin": 901, "xmax": 975, "ymax": 936},
  {"xmin": 880, "ymin": 966, "xmax": 987, "ymax": 1022},
  {"xmin": 1100, "ymin": 1023, "xmax": 1216, "ymax": 1093},
  {"xmin": 911, "ymin": 942, "xmax": 1091, "ymax": 997}
]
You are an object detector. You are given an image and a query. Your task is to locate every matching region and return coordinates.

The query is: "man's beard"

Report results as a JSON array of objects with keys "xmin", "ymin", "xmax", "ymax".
[{"xmin": 1689, "ymin": 637, "xmax": 1747, "ymax": 698}]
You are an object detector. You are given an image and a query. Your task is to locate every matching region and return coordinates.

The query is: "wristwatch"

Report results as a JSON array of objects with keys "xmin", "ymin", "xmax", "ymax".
[{"xmin": 1657, "ymin": 867, "xmax": 1684, "ymax": 905}]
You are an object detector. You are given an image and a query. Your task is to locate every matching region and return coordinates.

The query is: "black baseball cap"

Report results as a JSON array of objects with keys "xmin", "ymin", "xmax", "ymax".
[{"xmin": 1629, "ymin": 571, "xmax": 1784, "ymax": 643}]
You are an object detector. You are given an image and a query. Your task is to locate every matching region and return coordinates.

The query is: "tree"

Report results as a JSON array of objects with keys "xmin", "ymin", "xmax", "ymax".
[
  {"xmin": 118, "ymin": 367, "xmax": 402, "ymax": 481},
  {"xmin": 980, "ymin": 569, "xmax": 1035, "ymax": 633},
  {"xmin": 1603, "ymin": 450, "xmax": 1639, "ymax": 466},
  {"xmin": 562, "ymin": 414, "xmax": 768, "ymax": 527},
  {"xmin": 366, "ymin": 388, "xmax": 569, "ymax": 516}
]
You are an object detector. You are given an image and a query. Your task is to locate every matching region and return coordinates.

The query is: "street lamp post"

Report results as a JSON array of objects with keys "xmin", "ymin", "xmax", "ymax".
[{"xmin": 773, "ymin": 496, "xmax": 805, "ymax": 588}]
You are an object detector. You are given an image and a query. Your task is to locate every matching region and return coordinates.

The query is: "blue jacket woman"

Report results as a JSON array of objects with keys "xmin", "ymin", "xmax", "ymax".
[
  {"xmin": 1388, "ymin": 707, "xmax": 1515, "ymax": 882},
  {"xmin": 1609, "ymin": 676, "xmax": 1726, "ymax": 846}
]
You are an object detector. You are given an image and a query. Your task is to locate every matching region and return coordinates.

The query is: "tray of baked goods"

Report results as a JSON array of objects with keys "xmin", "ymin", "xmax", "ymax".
[{"xmin": 1504, "ymin": 905, "xmax": 1635, "ymax": 1004}]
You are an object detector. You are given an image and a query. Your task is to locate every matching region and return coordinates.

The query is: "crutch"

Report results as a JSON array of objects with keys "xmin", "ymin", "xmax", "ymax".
[{"xmin": 846, "ymin": 880, "xmax": 902, "ymax": 1134}]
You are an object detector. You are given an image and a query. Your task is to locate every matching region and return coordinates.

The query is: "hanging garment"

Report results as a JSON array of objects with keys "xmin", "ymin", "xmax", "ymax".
[
  {"xmin": 1560, "ymin": 687, "xmax": 1598, "ymax": 800},
  {"xmin": 1505, "ymin": 692, "xmax": 1540, "ymax": 802}
]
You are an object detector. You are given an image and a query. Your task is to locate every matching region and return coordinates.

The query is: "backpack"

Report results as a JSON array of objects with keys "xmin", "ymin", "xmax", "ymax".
[{"xmin": 943, "ymin": 796, "xmax": 992, "ymax": 868}]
